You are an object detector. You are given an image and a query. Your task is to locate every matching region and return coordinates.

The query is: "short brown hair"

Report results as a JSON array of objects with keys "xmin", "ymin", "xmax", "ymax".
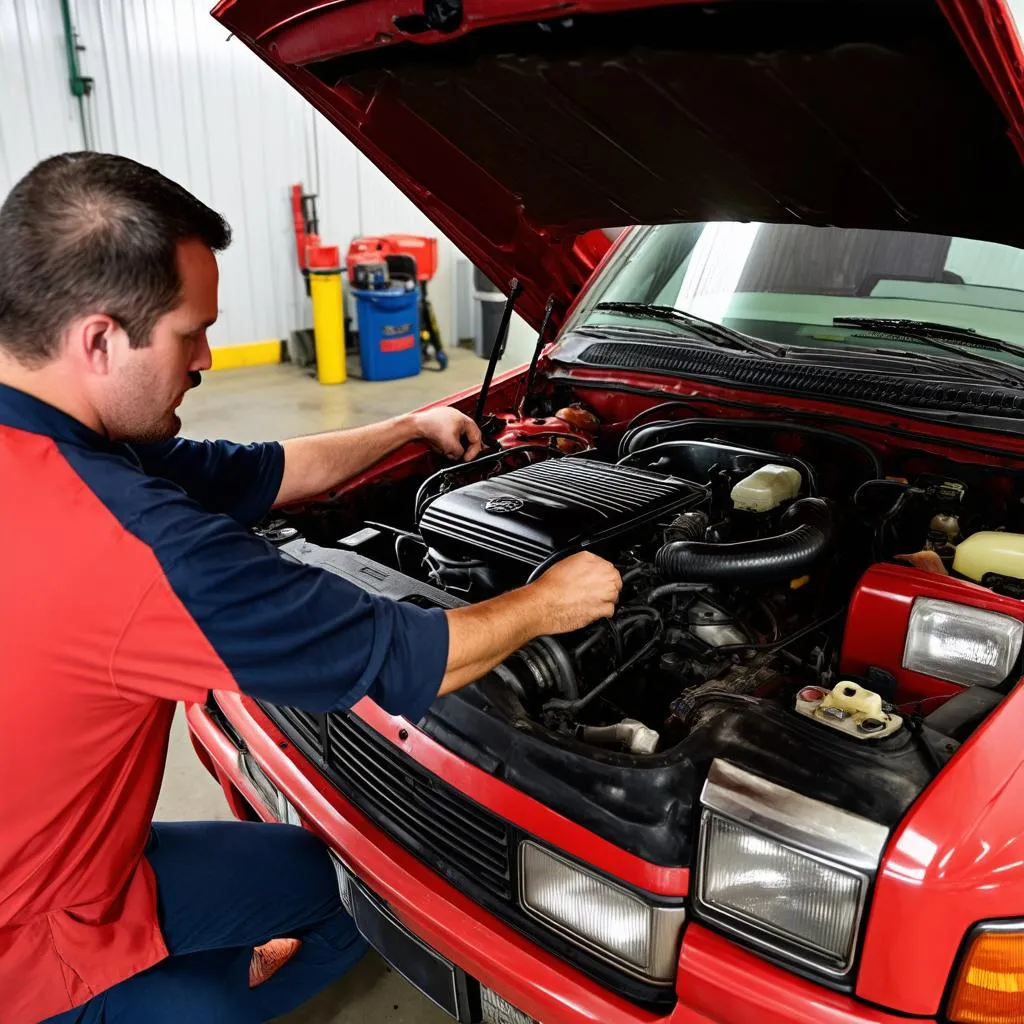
[{"xmin": 0, "ymin": 152, "xmax": 230, "ymax": 366}]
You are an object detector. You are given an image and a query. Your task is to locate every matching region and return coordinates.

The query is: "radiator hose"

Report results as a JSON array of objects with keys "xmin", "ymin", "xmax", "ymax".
[{"xmin": 654, "ymin": 498, "xmax": 833, "ymax": 584}]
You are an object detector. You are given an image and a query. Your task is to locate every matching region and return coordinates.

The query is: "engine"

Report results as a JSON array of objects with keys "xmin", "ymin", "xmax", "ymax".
[
  {"xmin": 406, "ymin": 435, "xmax": 856, "ymax": 752},
  {"xmin": 418, "ymin": 455, "xmax": 707, "ymax": 591},
  {"xmin": 296, "ymin": 412, "xmax": 1023, "ymax": 758}
]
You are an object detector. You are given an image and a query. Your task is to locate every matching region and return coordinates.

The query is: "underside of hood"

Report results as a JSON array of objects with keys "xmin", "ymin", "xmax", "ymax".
[{"xmin": 214, "ymin": 0, "xmax": 1024, "ymax": 330}]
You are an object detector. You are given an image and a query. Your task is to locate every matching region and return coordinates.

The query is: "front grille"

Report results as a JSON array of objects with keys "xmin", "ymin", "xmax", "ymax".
[
  {"xmin": 263, "ymin": 704, "xmax": 513, "ymax": 903},
  {"xmin": 276, "ymin": 706, "xmax": 320, "ymax": 751},
  {"xmin": 324, "ymin": 711, "xmax": 513, "ymax": 900}
]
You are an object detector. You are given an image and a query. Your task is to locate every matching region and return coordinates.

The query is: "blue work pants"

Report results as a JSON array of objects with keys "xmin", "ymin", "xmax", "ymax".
[{"xmin": 45, "ymin": 820, "xmax": 366, "ymax": 1023}]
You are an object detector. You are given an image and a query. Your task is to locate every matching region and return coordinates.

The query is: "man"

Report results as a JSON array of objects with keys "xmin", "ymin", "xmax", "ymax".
[{"xmin": 0, "ymin": 153, "xmax": 622, "ymax": 1023}]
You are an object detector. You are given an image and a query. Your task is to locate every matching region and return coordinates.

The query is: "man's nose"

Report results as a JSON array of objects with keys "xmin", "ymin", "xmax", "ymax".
[{"xmin": 191, "ymin": 336, "xmax": 213, "ymax": 372}]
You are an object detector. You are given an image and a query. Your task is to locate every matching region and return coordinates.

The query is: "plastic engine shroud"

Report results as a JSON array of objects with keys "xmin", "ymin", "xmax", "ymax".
[{"xmin": 417, "ymin": 455, "xmax": 706, "ymax": 577}]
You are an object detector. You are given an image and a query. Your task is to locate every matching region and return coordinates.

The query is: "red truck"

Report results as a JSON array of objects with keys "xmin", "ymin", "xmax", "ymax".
[{"xmin": 189, "ymin": 2, "xmax": 1024, "ymax": 1021}]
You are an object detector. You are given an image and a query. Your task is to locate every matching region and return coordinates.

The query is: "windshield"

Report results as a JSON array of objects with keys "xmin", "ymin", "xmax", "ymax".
[{"xmin": 564, "ymin": 222, "xmax": 1024, "ymax": 358}]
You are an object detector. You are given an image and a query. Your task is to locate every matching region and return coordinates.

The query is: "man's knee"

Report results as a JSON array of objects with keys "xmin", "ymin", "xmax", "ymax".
[
  {"xmin": 283, "ymin": 821, "xmax": 334, "ymax": 862},
  {"xmin": 270, "ymin": 825, "xmax": 340, "ymax": 904},
  {"xmin": 149, "ymin": 821, "xmax": 343, "ymax": 956},
  {"xmin": 150, "ymin": 819, "xmax": 335, "ymax": 889}
]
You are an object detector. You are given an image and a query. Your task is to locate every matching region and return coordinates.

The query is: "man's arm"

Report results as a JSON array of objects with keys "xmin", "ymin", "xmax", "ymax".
[
  {"xmin": 130, "ymin": 437, "xmax": 285, "ymax": 526},
  {"xmin": 110, "ymin": 476, "xmax": 620, "ymax": 720},
  {"xmin": 275, "ymin": 407, "xmax": 482, "ymax": 507},
  {"xmin": 439, "ymin": 553, "xmax": 622, "ymax": 693}
]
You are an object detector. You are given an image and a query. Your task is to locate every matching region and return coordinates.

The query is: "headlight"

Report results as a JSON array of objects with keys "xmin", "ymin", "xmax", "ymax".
[
  {"xmin": 518, "ymin": 841, "xmax": 685, "ymax": 982},
  {"xmin": 694, "ymin": 759, "xmax": 888, "ymax": 978},
  {"xmin": 481, "ymin": 986, "xmax": 537, "ymax": 1024},
  {"xmin": 329, "ymin": 853, "xmax": 353, "ymax": 916},
  {"xmin": 904, "ymin": 598, "xmax": 1022, "ymax": 687},
  {"xmin": 238, "ymin": 751, "xmax": 302, "ymax": 826}
]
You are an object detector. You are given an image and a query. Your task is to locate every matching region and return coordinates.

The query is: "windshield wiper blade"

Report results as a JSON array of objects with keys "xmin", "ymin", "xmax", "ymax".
[
  {"xmin": 594, "ymin": 301, "xmax": 780, "ymax": 358},
  {"xmin": 834, "ymin": 317, "xmax": 1024, "ymax": 387},
  {"xmin": 835, "ymin": 317, "xmax": 1017, "ymax": 353}
]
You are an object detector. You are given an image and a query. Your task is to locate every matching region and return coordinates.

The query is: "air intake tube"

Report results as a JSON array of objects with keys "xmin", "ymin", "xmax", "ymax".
[{"xmin": 655, "ymin": 498, "xmax": 834, "ymax": 585}]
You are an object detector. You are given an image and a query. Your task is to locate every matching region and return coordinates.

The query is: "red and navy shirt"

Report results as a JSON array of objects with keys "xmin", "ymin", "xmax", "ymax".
[{"xmin": 0, "ymin": 382, "xmax": 449, "ymax": 1022}]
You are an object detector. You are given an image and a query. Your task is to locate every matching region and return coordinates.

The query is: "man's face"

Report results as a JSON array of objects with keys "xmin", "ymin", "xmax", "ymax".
[{"xmin": 100, "ymin": 239, "xmax": 217, "ymax": 443}]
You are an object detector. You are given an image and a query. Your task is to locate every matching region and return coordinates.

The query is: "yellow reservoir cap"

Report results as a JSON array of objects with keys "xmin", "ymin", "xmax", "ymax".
[
  {"xmin": 948, "ymin": 928, "xmax": 1024, "ymax": 1024},
  {"xmin": 953, "ymin": 532, "xmax": 1024, "ymax": 584}
]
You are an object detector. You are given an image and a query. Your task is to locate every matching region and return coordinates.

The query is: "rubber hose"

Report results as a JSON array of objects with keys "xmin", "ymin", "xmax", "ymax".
[
  {"xmin": 654, "ymin": 497, "xmax": 833, "ymax": 585},
  {"xmin": 665, "ymin": 511, "xmax": 709, "ymax": 543}
]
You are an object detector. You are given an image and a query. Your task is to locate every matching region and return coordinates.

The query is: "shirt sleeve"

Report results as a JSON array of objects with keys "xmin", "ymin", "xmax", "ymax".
[
  {"xmin": 128, "ymin": 438, "xmax": 285, "ymax": 527},
  {"xmin": 109, "ymin": 479, "xmax": 449, "ymax": 719}
]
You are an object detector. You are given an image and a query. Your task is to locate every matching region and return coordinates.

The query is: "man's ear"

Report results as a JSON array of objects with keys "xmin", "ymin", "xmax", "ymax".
[{"xmin": 73, "ymin": 315, "xmax": 121, "ymax": 376}]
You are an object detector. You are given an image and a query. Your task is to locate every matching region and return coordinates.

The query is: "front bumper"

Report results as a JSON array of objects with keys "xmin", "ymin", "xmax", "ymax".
[{"xmin": 185, "ymin": 692, "xmax": 926, "ymax": 1024}]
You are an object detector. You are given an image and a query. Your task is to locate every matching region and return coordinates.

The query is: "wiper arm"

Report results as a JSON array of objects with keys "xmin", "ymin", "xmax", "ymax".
[
  {"xmin": 834, "ymin": 317, "xmax": 1024, "ymax": 387},
  {"xmin": 594, "ymin": 301, "xmax": 779, "ymax": 358}
]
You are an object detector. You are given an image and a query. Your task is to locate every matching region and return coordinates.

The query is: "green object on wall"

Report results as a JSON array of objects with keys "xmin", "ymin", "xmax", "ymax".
[{"xmin": 59, "ymin": 0, "xmax": 94, "ymax": 147}]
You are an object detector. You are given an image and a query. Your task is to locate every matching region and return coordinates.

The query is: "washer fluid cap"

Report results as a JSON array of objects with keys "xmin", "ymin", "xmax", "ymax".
[{"xmin": 731, "ymin": 464, "xmax": 802, "ymax": 513}]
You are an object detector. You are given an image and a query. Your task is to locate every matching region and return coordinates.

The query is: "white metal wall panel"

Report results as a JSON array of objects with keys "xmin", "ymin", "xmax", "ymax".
[
  {"xmin": 0, "ymin": 1, "xmax": 82, "ymax": 197},
  {"xmin": 1008, "ymin": 0, "xmax": 1024, "ymax": 41},
  {"xmin": 310, "ymin": 114, "xmax": 465, "ymax": 348},
  {"xmin": 72, "ymin": 0, "xmax": 319, "ymax": 348},
  {"xmin": 0, "ymin": 0, "xmax": 469, "ymax": 353}
]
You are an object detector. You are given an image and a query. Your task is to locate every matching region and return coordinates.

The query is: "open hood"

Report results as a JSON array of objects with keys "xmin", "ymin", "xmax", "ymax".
[{"xmin": 214, "ymin": 0, "xmax": 1024, "ymax": 331}]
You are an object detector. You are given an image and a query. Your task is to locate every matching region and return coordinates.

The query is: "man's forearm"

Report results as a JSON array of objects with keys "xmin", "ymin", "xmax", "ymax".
[
  {"xmin": 274, "ymin": 415, "xmax": 419, "ymax": 507},
  {"xmin": 438, "ymin": 588, "xmax": 544, "ymax": 694},
  {"xmin": 434, "ymin": 552, "xmax": 622, "ymax": 697}
]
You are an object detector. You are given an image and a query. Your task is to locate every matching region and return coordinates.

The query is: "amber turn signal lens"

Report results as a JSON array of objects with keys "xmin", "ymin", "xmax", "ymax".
[{"xmin": 948, "ymin": 929, "xmax": 1024, "ymax": 1024}]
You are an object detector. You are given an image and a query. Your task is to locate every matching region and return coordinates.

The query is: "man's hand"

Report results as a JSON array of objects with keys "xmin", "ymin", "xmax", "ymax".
[
  {"xmin": 276, "ymin": 407, "xmax": 483, "ymax": 507},
  {"xmin": 527, "ymin": 552, "xmax": 623, "ymax": 633},
  {"xmin": 896, "ymin": 550, "xmax": 949, "ymax": 575},
  {"xmin": 411, "ymin": 407, "xmax": 483, "ymax": 462}
]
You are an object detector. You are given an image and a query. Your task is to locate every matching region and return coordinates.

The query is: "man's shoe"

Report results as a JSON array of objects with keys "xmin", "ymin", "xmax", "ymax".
[{"xmin": 249, "ymin": 937, "xmax": 302, "ymax": 988}]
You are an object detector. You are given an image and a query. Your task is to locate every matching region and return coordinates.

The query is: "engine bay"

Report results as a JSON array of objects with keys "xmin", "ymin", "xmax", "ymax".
[
  {"xmin": 417, "ymin": 441, "xmax": 845, "ymax": 754},
  {"xmin": 276, "ymin": 403, "xmax": 1024, "ymax": 769}
]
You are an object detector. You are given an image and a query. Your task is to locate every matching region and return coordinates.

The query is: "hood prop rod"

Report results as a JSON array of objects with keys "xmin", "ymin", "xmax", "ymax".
[
  {"xmin": 474, "ymin": 277, "xmax": 523, "ymax": 426},
  {"xmin": 519, "ymin": 295, "xmax": 557, "ymax": 414}
]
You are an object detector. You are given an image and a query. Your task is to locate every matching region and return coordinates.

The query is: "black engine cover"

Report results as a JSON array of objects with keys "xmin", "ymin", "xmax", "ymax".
[{"xmin": 418, "ymin": 455, "xmax": 705, "ymax": 578}]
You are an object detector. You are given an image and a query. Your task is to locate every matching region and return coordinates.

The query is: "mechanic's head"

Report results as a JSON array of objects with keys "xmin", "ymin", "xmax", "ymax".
[{"xmin": 0, "ymin": 152, "xmax": 230, "ymax": 442}]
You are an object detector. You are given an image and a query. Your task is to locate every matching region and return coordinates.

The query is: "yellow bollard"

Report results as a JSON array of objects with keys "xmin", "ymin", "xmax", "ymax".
[{"xmin": 306, "ymin": 244, "xmax": 346, "ymax": 384}]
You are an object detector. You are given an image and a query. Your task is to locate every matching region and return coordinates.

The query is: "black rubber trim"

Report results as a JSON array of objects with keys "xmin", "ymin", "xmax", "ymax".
[
  {"xmin": 204, "ymin": 692, "xmax": 246, "ymax": 751},
  {"xmin": 569, "ymin": 341, "xmax": 1024, "ymax": 419}
]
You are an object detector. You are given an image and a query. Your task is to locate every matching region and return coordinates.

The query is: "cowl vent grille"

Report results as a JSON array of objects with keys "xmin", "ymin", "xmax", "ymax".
[{"xmin": 570, "ymin": 342, "xmax": 1024, "ymax": 417}]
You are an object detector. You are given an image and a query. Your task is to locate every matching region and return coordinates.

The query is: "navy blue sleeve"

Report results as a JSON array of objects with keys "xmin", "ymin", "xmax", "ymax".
[
  {"xmin": 69, "ymin": 449, "xmax": 449, "ymax": 718},
  {"xmin": 129, "ymin": 438, "xmax": 285, "ymax": 527}
]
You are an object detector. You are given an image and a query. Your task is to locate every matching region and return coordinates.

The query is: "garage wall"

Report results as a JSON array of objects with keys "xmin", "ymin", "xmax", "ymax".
[
  {"xmin": 6, "ymin": 3, "xmax": 1024, "ymax": 365},
  {"xmin": 0, "ymin": 2, "xmax": 83, "ymax": 192},
  {"xmin": 0, "ymin": 0, "xmax": 470, "ymax": 354}
]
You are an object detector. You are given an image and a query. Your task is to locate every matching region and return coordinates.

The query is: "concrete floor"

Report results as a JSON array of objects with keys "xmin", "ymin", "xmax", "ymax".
[{"xmin": 157, "ymin": 346, "xmax": 489, "ymax": 1023}]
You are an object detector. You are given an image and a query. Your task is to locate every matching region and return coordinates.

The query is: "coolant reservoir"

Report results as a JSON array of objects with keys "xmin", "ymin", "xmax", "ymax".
[
  {"xmin": 731, "ymin": 464, "xmax": 802, "ymax": 513},
  {"xmin": 953, "ymin": 531, "xmax": 1024, "ymax": 583}
]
